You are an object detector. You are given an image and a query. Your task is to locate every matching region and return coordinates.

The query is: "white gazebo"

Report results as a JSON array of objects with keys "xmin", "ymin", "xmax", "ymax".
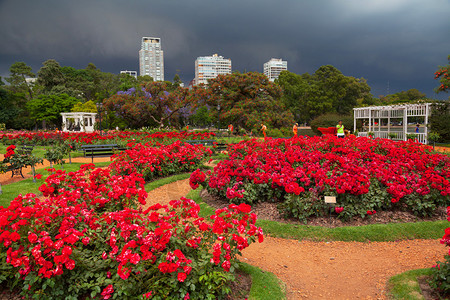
[
  {"xmin": 61, "ymin": 112, "xmax": 97, "ymax": 133},
  {"xmin": 353, "ymin": 103, "xmax": 432, "ymax": 144}
]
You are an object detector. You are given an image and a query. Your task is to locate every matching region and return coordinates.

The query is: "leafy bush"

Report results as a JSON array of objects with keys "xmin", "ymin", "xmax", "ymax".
[
  {"xmin": 310, "ymin": 113, "xmax": 354, "ymax": 135},
  {"xmin": 266, "ymin": 127, "xmax": 291, "ymax": 138},
  {"xmin": 429, "ymin": 101, "xmax": 450, "ymax": 143},
  {"xmin": 431, "ymin": 207, "xmax": 450, "ymax": 296}
]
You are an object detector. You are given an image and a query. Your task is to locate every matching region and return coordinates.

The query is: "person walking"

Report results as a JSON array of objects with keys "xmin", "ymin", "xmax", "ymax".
[
  {"xmin": 415, "ymin": 124, "xmax": 420, "ymax": 133},
  {"xmin": 260, "ymin": 123, "xmax": 267, "ymax": 139},
  {"xmin": 228, "ymin": 124, "xmax": 234, "ymax": 135},
  {"xmin": 336, "ymin": 120, "xmax": 345, "ymax": 138},
  {"xmin": 293, "ymin": 123, "xmax": 298, "ymax": 137}
]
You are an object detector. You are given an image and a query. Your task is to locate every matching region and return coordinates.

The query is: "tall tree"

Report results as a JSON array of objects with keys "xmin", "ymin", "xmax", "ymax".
[
  {"xmin": 5, "ymin": 62, "xmax": 35, "ymax": 99},
  {"xmin": 27, "ymin": 94, "xmax": 78, "ymax": 129},
  {"xmin": 277, "ymin": 67, "xmax": 372, "ymax": 122},
  {"xmin": 71, "ymin": 100, "xmax": 98, "ymax": 113},
  {"xmin": 379, "ymin": 89, "xmax": 427, "ymax": 104},
  {"xmin": 37, "ymin": 59, "xmax": 65, "ymax": 93},
  {"xmin": 206, "ymin": 72, "xmax": 294, "ymax": 131},
  {"xmin": 0, "ymin": 87, "xmax": 34, "ymax": 129},
  {"xmin": 435, "ymin": 54, "xmax": 450, "ymax": 94}
]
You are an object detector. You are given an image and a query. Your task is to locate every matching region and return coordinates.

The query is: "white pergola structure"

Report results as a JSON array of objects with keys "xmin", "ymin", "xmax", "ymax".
[
  {"xmin": 353, "ymin": 103, "xmax": 431, "ymax": 144},
  {"xmin": 61, "ymin": 112, "xmax": 97, "ymax": 133}
]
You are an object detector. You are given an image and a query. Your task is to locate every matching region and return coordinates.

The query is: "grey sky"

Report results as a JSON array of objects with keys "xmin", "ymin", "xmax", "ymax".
[{"xmin": 1, "ymin": 0, "xmax": 449, "ymax": 99}]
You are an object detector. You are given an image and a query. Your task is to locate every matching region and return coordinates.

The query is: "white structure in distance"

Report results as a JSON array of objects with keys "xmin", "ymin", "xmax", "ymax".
[
  {"xmin": 264, "ymin": 58, "xmax": 287, "ymax": 82},
  {"xmin": 353, "ymin": 103, "xmax": 432, "ymax": 144},
  {"xmin": 120, "ymin": 70, "xmax": 138, "ymax": 79},
  {"xmin": 139, "ymin": 37, "xmax": 164, "ymax": 81},
  {"xmin": 195, "ymin": 54, "xmax": 232, "ymax": 85},
  {"xmin": 61, "ymin": 112, "xmax": 97, "ymax": 133}
]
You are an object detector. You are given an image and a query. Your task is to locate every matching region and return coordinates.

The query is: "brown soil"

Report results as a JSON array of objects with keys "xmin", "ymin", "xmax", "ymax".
[
  {"xmin": 417, "ymin": 276, "xmax": 441, "ymax": 300},
  {"xmin": 201, "ymin": 189, "xmax": 448, "ymax": 228}
]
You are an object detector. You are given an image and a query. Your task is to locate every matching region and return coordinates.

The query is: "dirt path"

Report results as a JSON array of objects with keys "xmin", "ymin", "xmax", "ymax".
[
  {"xmin": 242, "ymin": 238, "xmax": 443, "ymax": 299},
  {"xmin": 144, "ymin": 179, "xmax": 445, "ymax": 300},
  {"xmin": 142, "ymin": 178, "xmax": 191, "ymax": 210}
]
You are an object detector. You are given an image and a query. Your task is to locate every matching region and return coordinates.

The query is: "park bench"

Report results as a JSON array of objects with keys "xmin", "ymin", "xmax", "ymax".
[
  {"xmin": 80, "ymin": 144, "xmax": 127, "ymax": 163},
  {"xmin": 8, "ymin": 144, "xmax": 35, "ymax": 178},
  {"xmin": 184, "ymin": 140, "xmax": 228, "ymax": 151}
]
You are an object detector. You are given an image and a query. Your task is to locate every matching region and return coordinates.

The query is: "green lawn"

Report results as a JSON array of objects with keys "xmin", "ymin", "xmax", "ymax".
[
  {"xmin": 387, "ymin": 268, "xmax": 434, "ymax": 300},
  {"xmin": 0, "ymin": 161, "xmax": 111, "ymax": 207}
]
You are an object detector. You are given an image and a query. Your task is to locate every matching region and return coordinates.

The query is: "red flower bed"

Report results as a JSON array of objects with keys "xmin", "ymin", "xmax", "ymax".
[
  {"xmin": 109, "ymin": 141, "xmax": 212, "ymax": 181},
  {"xmin": 0, "ymin": 130, "xmax": 216, "ymax": 146},
  {"xmin": 197, "ymin": 136, "xmax": 449, "ymax": 221},
  {"xmin": 0, "ymin": 161, "xmax": 263, "ymax": 299}
]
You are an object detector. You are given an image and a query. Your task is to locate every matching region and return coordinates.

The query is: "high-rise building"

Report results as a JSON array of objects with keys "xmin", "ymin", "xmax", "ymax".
[
  {"xmin": 194, "ymin": 54, "xmax": 231, "ymax": 85},
  {"xmin": 120, "ymin": 70, "xmax": 137, "ymax": 79},
  {"xmin": 139, "ymin": 37, "xmax": 164, "ymax": 81},
  {"xmin": 263, "ymin": 58, "xmax": 287, "ymax": 82}
]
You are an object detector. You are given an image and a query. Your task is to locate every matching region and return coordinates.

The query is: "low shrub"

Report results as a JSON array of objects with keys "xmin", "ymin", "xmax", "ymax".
[{"xmin": 430, "ymin": 207, "xmax": 450, "ymax": 296}]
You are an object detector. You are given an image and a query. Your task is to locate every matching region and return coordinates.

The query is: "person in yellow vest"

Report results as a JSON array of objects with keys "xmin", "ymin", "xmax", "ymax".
[
  {"xmin": 292, "ymin": 123, "xmax": 298, "ymax": 137},
  {"xmin": 228, "ymin": 124, "xmax": 234, "ymax": 135},
  {"xmin": 336, "ymin": 120, "xmax": 345, "ymax": 138},
  {"xmin": 260, "ymin": 123, "xmax": 267, "ymax": 138}
]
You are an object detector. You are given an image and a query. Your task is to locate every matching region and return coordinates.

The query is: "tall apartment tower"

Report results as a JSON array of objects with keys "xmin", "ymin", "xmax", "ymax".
[
  {"xmin": 264, "ymin": 58, "xmax": 287, "ymax": 82},
  {"xmin": 194, "ymin": 54, "xmax": 231, "ymax": 85},
  {"xmin": 139, "ymin": 37, "xmax": 164, "ymax": 81}
]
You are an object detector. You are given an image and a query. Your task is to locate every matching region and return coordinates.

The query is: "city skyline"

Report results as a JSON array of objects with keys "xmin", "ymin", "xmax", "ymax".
[{"xmin": 0, "ymin": 0, "xmax": 449, "ymax": 99}]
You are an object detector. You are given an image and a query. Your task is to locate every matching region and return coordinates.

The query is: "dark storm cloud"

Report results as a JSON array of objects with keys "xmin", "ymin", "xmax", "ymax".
[{"xmin": 1, "ymin": 0, "xmax": 449, "ymax": 98}]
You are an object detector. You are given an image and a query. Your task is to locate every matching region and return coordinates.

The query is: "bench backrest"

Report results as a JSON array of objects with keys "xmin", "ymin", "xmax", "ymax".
[{"xmin": 80, "ymin": 144, "xmax": 118, "ymax": 149}]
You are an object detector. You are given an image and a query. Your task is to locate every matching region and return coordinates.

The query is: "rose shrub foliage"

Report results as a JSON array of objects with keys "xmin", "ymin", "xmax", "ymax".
[
  {"xmin": 0, "ymin": 142, "xmax": 262, "ymax": 299},
  {"xmin": 195, "ymin": 135, "xmax": 450, "ymax": 222}
]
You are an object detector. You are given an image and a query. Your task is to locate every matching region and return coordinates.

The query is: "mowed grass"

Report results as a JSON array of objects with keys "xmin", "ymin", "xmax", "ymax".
[
  {"xmin": 239, "ymin": 262, "xmax": 286, "ymax": 300},
  {"xmin": 387, "ymin": 268, "xmax": 434, "ymax": 300},
  {"xmin": 0, "ymin": 161, "xmax": 111, "ymax": 207}
]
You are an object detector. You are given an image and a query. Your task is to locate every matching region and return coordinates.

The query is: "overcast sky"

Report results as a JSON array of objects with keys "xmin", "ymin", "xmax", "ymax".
[{"xmin": 1, "ymin": 0, "xmax": 449, "ymax": 99}]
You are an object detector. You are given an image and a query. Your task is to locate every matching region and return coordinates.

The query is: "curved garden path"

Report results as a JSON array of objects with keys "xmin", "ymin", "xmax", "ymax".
[{"xmin": 144, "ymin": 179, "xmax": 445, "ymax": 300}]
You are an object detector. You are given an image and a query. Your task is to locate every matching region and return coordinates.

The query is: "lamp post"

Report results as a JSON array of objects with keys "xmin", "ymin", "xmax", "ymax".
[
  {"xmin": 96, "ymin": 102, "xmax": 103, "ymax": 135},
  {"xmin": 217, "ymin": 104, "xmax": 220, "ymax": 131}
]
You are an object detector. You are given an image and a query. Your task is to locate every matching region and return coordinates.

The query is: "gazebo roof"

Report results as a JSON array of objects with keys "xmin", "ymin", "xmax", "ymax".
[
  {"xmin": 61, "ymin": 112, "xmax": 97, "ymax": 116},
  {"xmin": 353, "ymin": 103, "xmax": 431, "ymax": 111}
]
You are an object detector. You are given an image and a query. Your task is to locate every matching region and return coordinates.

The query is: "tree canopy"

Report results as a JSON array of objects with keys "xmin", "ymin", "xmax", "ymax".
[
  {"xmin": 27, "ymin": 94, "xmax": 79, "ymax": 129},
  {"xmin": 205, "ymin": 72, "xmax": 294, "ymax": 131},
  {"xmin": 435, "ymin": 54, "xmax": 450, "ymax": 94},
  {"xmin": 276, "ymin": 66, "xmax": 372, "ymax": 122}
]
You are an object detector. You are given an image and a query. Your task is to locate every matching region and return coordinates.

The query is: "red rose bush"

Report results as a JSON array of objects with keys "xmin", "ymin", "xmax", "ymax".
[
  {"xmin": 0, "ymin": 163, "xmax": 263, "ymax": 299},
  {"xmin": 196, "ymin": 136, "xmax": 449, "ymax": 221},
  {"xmin": 109, "ymin": 141, "xmax": 212, "ymax": 181}
]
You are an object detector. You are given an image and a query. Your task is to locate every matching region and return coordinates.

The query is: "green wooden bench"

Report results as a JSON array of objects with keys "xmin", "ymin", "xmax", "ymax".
[
  {"xmin": 80, "ymin": 144, "xmax": 127, "ymax": 163},
  {"xmin": 184, "ymin": 140, "xmax": 228, "ymax": 151}
]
